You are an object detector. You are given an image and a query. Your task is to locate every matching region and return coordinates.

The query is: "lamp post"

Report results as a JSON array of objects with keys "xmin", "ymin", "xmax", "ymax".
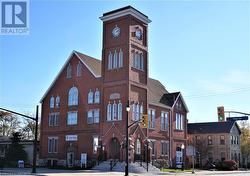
[
  {"xmin": 181, "ymin": 144, "xmax": 185, "ymax": 171},
  {"xmin": 125, "ymin": 101, "xmax": 130, "ymax": 176}
]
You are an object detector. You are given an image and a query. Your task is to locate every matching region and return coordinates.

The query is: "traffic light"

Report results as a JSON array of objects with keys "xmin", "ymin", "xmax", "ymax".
[
  {"xmin": 141, "ymin": 114, "xmax": 148, "ymax": 128},
  {"xmin": 217, "ymin": 106, "xmax": 225, "ymax": 122}
]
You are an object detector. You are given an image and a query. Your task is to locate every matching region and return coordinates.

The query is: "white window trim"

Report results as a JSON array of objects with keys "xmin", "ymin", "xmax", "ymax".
[
  {"xmin": 67, "ymin": 111, "xmax": 78, "ymax": 125},
  {"xmin": 148, "ymin": 108, "xmax": 155, "ymax": 129},
  {"xmin": 48, "ymin": 136, "xmax": 58, "ymax": 153},
  {"xmin": 50, "ymin": 96, "xmax": 55, "ymax": 108},
  {"xmin": 94, "ymin": 89, "xmax": 100, "ymax": 104},
  {"xmin": 161, "ymin": 111, "xmax": 168, "ymax": 131}
]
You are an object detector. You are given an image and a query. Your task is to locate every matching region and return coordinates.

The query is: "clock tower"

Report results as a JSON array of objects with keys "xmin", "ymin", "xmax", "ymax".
[{"xmin": 100, "ymin": 6, "xmax": 151, "ymax": 157}]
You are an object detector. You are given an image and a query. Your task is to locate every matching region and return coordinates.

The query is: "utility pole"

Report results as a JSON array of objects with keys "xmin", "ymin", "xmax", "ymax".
[{"xmin": 32, "ymin": 105, "xmax": 39, "ymax": 173}]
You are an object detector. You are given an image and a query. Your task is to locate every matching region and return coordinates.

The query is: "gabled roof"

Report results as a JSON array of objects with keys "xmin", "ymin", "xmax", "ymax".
[
  {"xmin": 40, "ymin": 50, "xmax": 188, "ymax": 113},
  {"xmin": 40, "ymin": 50, "xmax": 101, "ymax": 102},
  {"xmin": 160, "ymin": 92, "xmax": 180, "ymax": 107},
  {"xmin": 188, "ymin": 121, "xmax": 241, "ymax": 134},
  {"xmin": 159, "ymin": 92, "xmax": 189, "ymax": 112},
  {"xmin": 147, "ymin": 78, "xmax": 170, "ymax": 109},
  {"xmin": 74, "ymin": 51, "xmax": 101, "ymax": 77}
]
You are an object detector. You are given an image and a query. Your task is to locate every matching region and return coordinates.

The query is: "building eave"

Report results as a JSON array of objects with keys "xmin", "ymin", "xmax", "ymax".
[
  {"xmin": 39, "ymin": 51, "xmax": 101, "ymax": 103},
  {"xmin": 100, "ymin": 7, "xmax": 151, "ymax": 24}
]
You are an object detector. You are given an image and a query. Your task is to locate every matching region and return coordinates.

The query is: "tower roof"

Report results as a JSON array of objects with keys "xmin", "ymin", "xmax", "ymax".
[{"xmin": 100, "ymin": 6, "xmax": 151, "ymax": 24}]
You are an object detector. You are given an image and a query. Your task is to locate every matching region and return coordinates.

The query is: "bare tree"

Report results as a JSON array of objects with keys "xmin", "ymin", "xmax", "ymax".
[
  {"xmin": 188, "ymin": 135, "xmax": 212, "ymax": 167},
  {"xmin": 240, "ymin": 121, "xmax": 250, "ymax": 168},
  {"xmin": 0, "ymin": 111, "xmax": 21, "ymax": 136},
  {"xmin": 21, "ymin": 119, "xmax": 39, "ymax": 140}
]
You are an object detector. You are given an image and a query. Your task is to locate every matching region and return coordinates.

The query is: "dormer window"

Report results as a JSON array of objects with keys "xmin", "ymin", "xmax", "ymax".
[
  {"xmin": 50, "ymin": 96, "xmax": 54, "ymax": 108},
  {"xmin": 66, "ymin": 64, "xmax": 72, "ymax": 78}
]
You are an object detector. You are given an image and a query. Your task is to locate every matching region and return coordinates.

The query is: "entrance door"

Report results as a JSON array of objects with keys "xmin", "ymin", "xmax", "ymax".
[
  {"xmin": 110, "ymin": 137, "xmax": 120, "ymax": 159},
  {"xmin": 67, "ymin": 152, "xmax": 74, "ymax": 167}
]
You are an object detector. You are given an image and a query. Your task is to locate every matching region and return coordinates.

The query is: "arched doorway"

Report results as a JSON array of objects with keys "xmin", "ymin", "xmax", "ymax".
[
  {"xmin": 109, "ymin": 137, "xmax": 120, "ymax": 159},
  {"xmin": 134, "ymin": 139, "xmax": 142, "ymax": 161}
]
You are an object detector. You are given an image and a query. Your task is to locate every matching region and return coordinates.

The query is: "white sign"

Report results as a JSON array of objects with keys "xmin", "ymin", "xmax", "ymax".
[
  {"xmin": 186, "ymin": 146, "xmax": 196, "ymax": 156},
  {"xmin": 65, "ymin": 135, "xmax": 78, "ymax": 141},
  {"xmin": 109, "ymin": 93, "xmax": 120, "ymax": 100}
]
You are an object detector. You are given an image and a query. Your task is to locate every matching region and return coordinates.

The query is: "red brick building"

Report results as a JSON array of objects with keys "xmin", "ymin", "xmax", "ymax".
[{"xmin": 40, "ymin": 6, "xmax": 189, "ymax": 168}]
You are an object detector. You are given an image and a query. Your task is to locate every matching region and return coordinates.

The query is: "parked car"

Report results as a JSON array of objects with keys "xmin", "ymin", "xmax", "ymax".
[
  {"xmin": 203, "ymin": 161, "xmax": 216, "ymax": 170},
  {"xmin": 220, "ymin": 160, "xmax": 238, "ymax": 171}
]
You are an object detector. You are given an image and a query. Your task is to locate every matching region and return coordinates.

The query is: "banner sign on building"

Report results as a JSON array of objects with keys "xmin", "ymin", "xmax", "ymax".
[{"xmin": 65, "ymin": 135, "xmax": 78, "ymax": 141}]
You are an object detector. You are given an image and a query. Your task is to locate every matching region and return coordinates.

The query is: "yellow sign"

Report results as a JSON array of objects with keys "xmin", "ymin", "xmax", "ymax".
[{"xmin": 141, "ymin": 114, "xmax": 148, "ymax": 128}]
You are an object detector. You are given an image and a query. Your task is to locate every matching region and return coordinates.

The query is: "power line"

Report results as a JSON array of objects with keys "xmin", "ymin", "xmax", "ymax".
[{"xmin": 184, "ymin": 87, "xmax": 250, "ymax": 99}]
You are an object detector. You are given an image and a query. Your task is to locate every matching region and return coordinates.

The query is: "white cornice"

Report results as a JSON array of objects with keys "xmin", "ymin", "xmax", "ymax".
[{"xmin": 100, "ymin": 8, "xmax": 151, "ymax": 24}]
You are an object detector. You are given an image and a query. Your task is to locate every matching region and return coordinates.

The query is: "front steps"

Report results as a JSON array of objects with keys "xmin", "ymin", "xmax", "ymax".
[{"xmin": 92, "ymin": 160, "xmax": 160, "ymax": 173}]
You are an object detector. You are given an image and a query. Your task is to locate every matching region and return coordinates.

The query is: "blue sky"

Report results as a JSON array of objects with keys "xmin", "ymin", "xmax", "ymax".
[{"xmin": 0, "ymin": 0, "xmax": 249, "ymax": 122}]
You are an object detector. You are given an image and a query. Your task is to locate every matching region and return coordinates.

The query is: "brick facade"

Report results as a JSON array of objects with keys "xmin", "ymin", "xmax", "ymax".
[{"xmin": 40, "ymin": 6, "xmax": 188, "ymax": 167}]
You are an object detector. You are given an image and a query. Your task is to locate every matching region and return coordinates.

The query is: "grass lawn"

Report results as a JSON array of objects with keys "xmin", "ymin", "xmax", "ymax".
[{"xmin": 161, "ymin": 168, "xmax": 193, "ymax": 173}]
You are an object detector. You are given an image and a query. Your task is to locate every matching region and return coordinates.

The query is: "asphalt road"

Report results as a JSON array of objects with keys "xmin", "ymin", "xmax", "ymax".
[{"xmin": 1, "ymin": 168, "xmax": 250, "ymax": 176}]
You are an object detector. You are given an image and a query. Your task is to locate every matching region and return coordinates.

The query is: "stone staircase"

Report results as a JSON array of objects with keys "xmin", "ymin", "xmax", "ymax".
[{"xmin": 92, "ymin": 160, "xmax": 160, "ymax": 173}]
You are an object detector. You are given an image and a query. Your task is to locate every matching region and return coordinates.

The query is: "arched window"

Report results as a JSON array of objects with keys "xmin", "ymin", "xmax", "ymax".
[
  {"xmin": 132, "ymin": 104, "xmax": 136, "ymax": 120},
  {"xmin": 135, "ymin": 139, "xmax": 141, "ymax": 154},
  {"xmin": 88, "ymin": 90, "xmax": 94, "ymax": 104},
  {"xmin": 77, "ymin": 62, "xmax": 82, "ymax": 77},
  {"xmin": 68, "ymin": 86, "xmax": 78, "ymax": 106},
  {"xmin": 140, "ymin": 104, "xmax": 143, "ymax": 120},
  {"xmin": 140, "ymin": 53, "xmax": 144, "ymax": 70},
  {"xmin": 118, "ymin": 101, "xmax": 122, "ymax": 120},
  {"xmin": 50, "ymin": 96, "xmax": 54, "ymax": 108},
  {"xmin": 66, "ymin": 64, "xmax": 72, "ymax": 78},
  {"xmin": 55, "ymin": 96, "xmax": 60, "ymax": 108},
  {"xmin": 113, "ymin": 101, "xmax": 117, "ymax": 120},
  {"xmin": 113, "ymin": 50, "xmax": 118, "ymax": 68},
  {"xmin": 107, "ymin": 102, "xmax": 112, "ymax": 121},
  {"xmin": 108, "ymin": 52, "xmax": 112, "ymax": 69},
  {"xmin": 118, "ymin": 49, "xmax": 123, "ymax": 68},
  {"xmin": 94, "ymin": 89, "xmax": 100, "ymax": 104},
  {"xmin": 136, "ymin": 103, "xmax": 140, "ymax": 121}
]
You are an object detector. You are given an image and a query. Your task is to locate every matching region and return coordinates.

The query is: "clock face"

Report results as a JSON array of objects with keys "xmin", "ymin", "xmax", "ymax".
[
  {"xmin": 112, "ymin": 26, "xmax": 120, "ymax": 38},
  {"xmin": 135, "ymin": 29, "xmax": 142, "ymax": 40}
]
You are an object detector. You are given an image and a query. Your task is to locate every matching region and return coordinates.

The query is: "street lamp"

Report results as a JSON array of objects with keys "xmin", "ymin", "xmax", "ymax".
[
  {"xmin": 181, "ymin": 144, "xmax": 185, "ymax": 171},
  {"xmin": 125, "ymin": 101, "xmax": 130, "ymax": 176}
]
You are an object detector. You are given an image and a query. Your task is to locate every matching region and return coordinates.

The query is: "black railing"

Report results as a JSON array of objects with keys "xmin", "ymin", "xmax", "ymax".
[{"xmin": 110, "ymin": 159, "xmax": 118, "ymax": 171}]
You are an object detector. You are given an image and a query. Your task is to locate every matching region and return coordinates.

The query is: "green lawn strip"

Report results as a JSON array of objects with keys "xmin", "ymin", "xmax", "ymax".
[{"xmin": 161, "ymin": 168, "xmax": 193, "ymax": 173}]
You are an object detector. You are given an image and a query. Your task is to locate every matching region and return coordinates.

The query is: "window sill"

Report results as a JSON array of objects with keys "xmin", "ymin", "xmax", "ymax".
[
  {"xmin": 107, "ymin": 119, "xmax": 122, "ymax": 122},
  {"xmin": 174, "ymin": 129, "xmax": 184, "ymax": 131},
  {"xmin": 131, "ymin": 67, "xmax": 144, "ymax": 72}
]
